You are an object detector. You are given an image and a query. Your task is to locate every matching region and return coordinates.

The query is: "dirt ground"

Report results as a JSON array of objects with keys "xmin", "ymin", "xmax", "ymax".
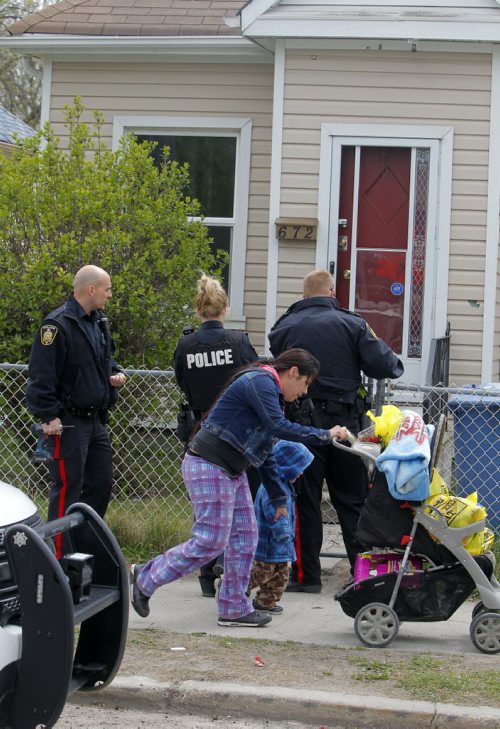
[{"xmin": 120, "ymin": 559, "xmax": 500, "ymax": 710}]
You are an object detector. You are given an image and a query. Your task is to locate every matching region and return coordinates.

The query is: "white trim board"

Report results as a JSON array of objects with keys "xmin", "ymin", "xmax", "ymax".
[
  {"xmin": 265, "ymin": 40, "xmax": 286, "ymax": 352},
  {"xmin": 240, "ymin": 0, "xmax": 283, "ymax": 32},
  {"xmin": 112, "ymin": 115, "xmax": 252, "ymax": 324},
  {"xmin": 283, "ymin": 39, "xmax": 494, "ymax": 54},
  {"xmin": 482, "ymin": 44, "xmax": 500, "ymax": 383},
  {"xmin": 40, "ymin": 58, "xmax": 52, "ymax": 127},
  {"xmin": 245, "ymin": 18, "xmax": 500, "ymax": 42}
]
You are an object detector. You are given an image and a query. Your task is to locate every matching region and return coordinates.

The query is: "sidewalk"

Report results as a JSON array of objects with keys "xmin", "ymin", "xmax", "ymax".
[
  {"xmin": 69, "ymin": 556, "xmax": 500, "ymax": 729},
  {"xmin": 127, "ymin": 555, "xmax": 484, "ymax": 655}
]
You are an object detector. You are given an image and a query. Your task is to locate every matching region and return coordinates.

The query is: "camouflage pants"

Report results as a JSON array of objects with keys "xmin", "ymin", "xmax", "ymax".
[{"xmin": 248, "ymin": 560, "xmax": 289, "ymax": 609}]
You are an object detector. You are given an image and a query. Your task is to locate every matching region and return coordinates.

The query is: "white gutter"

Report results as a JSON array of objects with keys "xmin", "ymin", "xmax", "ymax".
[
  {"xmin": 0, "ymin": 35, "xmax": 271, "ymax": 61},
  {"xmin": 482, "ymin": 44, "xmax": 500, "ymax": 383},
  {"xmin": 264, "ymin": 39, "xmax": 285, "ymax": 352}
]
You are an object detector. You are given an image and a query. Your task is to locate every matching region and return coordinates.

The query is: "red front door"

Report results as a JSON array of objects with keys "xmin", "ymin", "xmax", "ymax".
[{"xmin": 337, "ymin": 146, "xmax": 411, "ymax": 354}]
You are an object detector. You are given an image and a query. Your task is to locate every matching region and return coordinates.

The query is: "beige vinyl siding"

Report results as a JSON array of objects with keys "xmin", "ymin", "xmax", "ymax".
[
  {"xmin": 278, "ymin": 49, "xmax": 492, "ymax": 384},
  {"xmin": 0, "ymin": 141, "xmax": 14, "ymax": 158},
  {"xmin": 49, "ymin": 61, "xmax": 273, "ymax": 353}
]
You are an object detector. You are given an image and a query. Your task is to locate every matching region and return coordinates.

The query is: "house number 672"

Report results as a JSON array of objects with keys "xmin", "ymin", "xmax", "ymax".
[{"xmin": 276, "ymin": 223, "xmax": 316, "ymax": 241}]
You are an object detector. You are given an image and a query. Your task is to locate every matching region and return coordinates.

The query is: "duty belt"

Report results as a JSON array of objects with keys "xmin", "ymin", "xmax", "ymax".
[
  {"xmin": 67, "ymin": 406, "xmax": 101, "ymax": 419},
  {"xmin": 313, "ymin": 400, "xmax": 354, "ymax": 414}
]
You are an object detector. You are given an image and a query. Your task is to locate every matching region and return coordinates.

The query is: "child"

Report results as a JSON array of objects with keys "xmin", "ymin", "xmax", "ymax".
[{"xmin": 248, "ymin": 440, "xmax": 314, "ymax": 613}]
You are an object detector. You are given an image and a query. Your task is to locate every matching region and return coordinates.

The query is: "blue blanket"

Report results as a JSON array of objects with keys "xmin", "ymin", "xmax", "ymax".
[{"xmin": 376, "ymin": 410, "xmax": 434, "ymax": 501}]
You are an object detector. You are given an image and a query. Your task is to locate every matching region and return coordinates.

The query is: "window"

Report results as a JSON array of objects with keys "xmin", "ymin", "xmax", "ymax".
[
  {"xmin": 112, "ymin": 117, "xmax": 252, "ymax": 323},
  {"xmin": 137, "ymin": 134, "xmax": 236, "ymax": 289}
]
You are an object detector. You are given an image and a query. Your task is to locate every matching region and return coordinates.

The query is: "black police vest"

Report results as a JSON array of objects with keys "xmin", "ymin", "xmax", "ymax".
[{"xmin": 177, "ymin": 329, "xmax": 245, "ymax": 412}]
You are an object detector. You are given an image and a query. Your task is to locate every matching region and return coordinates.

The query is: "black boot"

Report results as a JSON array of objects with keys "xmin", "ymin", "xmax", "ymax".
[{"xmin": 199, "ymin": 575, "xmax": 216, "ymax": 597}]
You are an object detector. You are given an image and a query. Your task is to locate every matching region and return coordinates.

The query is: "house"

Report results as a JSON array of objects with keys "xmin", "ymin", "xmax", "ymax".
[
  {"xmin": 2, "ymin": 0, "xmax": 500, "ymax": 385},
  {"xmin": 0, "ymin": 104, "xmax": 36, "ymax": 157}
]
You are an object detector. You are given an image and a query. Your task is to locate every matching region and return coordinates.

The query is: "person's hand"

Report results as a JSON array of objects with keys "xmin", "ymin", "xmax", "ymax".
[
  {"xmin": 109, "ymin": 373, "xmax": 126, "ymax": 388},
  {"xmin": 274, "ymin": 505, "xmax": 288, "ymax": 521},
  {"xmin": 329, "ymin": 425, "xmax": 347, "ymax": 442},
  {"xmin": 43, "ymin": 417, "xmax": 62, "ymax": 436}
]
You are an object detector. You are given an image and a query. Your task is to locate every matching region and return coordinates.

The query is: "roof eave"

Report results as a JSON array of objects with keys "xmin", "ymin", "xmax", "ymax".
[
  {"xmin": 243, "ymin": 18, "xmax": 500, "ymax": 43},
  {"xmin": 0, "ymin": 35, "xmax": 272, "ymax": 62}
]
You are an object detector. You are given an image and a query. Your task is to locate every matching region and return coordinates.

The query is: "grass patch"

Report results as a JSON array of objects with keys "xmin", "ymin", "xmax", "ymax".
[
  {"xmin": 127, "ymin": 628, "xmax": 165, "ymax": 648},
  {"xmin": 396, "ymin": 655, "xmax": 500, "ymax": 703},
  {"xmin": 106, "ymin": 497, "xmax": 192, "ymax": 562},
  {"xmin": 348, "ymin": 653, "xmax": 500, "ymax": 703},
  {"xmin": 349, "ymin": 656, "xmax": 392, "ymax": 681}
]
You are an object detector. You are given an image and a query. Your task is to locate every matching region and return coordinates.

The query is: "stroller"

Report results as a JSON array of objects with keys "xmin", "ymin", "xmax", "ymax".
[{"xmin": 334, "ymin": 415, "xmax": 500, "ymax": 653}]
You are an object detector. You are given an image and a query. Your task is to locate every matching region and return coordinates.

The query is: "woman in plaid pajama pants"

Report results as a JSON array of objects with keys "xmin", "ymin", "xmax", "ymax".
[{"xmin": 130, "ymin": 348, "xmax": 347, "ymax": 627}]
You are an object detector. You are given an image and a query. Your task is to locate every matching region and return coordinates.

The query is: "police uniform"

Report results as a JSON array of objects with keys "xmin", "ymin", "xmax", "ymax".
[
  {"xmin": 174, "ymin": 321, "xmax": 258, "ymax": 416},
  {"xmin": 26, "ymin": 294, "xmax": 123, "ymax": 556},
  {"xmin": 174, "ymin": 320, "xmax": 259, "ymax": 594},
  {"xmin": 269, "ymin": 296, "xmax": 404, "ymax": 583}
]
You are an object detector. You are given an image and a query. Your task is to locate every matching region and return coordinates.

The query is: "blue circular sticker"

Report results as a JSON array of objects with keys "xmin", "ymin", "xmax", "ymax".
[{"xmin": 391, "ymin": 282, "xmax": 404, "ymax": 296}]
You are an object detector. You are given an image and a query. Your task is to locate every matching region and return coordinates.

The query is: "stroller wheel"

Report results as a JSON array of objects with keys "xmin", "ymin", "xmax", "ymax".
[
  {"xmin": 354, "ymin": 602, "xmax": 399, "ymax": 648},
  {"xmin": 471, "ymin": 601, "xmax": 485, "ymax": 619},
  {"xmin": 470, "ymin": 612, "xmax": 500, "ymax": 655}
]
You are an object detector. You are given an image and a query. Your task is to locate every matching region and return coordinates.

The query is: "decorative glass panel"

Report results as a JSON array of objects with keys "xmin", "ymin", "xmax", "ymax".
[{"xmin": 408, "ymin": 148, "xmax": 430, "ymax": 358}]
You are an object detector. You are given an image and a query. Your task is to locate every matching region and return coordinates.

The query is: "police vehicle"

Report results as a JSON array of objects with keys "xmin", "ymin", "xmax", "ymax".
[{"xmin": 0, "ymin": 480, "xmax": 128, "ymax": 729}]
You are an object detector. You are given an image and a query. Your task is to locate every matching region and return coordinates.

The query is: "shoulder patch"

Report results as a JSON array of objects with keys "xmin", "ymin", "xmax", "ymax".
[
  {"xmin": 40, "ymin": 324, "xmax": 58, "ymax": 346},
  {"xmin": 366, "ymin": 323, "xmax": 379, "ymax": 340}
]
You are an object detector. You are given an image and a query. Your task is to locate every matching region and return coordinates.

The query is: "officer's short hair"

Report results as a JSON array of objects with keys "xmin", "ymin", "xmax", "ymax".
[{"xmin": 303, "ymin": 270, "xmax": 334, "ymax": 298}]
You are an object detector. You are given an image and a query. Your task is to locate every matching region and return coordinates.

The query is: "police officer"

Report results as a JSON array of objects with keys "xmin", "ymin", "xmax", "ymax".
[
  {"xmin": 26, "ymin": 265, "xmax": 126, "ymax": 557},
  {"xmin": 268, "ymin": 269, "xmax": 403, "ymax": 589},
  {"xmin": 174, "ymin": 273, "xmax": 259, "ymax": 596}
]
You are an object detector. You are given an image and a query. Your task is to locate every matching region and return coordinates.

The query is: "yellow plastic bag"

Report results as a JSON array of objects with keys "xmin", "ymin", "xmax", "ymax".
[
  {"xmin": 464, "ymin": 527, "xmax": 495, "ymax": 556},
  {"xmin": 425, "ymin": 491, "xmax": 494, "ymax": 554},
  {"xmin": 366, "ymin": 405, "xmax": 404, "ymax": 447},
  {"xmin": 429, "ymin": 468, "xmax": 449, "ymax": 498}
]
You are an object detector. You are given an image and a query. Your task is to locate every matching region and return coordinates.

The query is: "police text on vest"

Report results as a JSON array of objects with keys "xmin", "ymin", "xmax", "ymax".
[{"xmin": 186, "ymin": 350, "xmax": 234, "ymax": 368}]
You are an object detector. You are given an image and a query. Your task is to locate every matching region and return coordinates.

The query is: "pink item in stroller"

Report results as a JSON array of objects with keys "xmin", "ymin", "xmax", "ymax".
[{"xmin": 354, "ymin": 551, "xmax": 423, "ymax": 587}]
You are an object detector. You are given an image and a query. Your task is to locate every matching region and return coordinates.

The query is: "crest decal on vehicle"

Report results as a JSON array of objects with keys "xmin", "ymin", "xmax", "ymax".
[{"xmin": 12, "ymin": 531, "xmax": 28, "ymax": 548}]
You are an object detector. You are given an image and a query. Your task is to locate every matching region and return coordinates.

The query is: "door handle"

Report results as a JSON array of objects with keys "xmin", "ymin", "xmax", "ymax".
[{"xmin": 343, "ymin": 269, "xmax": 351, "ymax": 280}]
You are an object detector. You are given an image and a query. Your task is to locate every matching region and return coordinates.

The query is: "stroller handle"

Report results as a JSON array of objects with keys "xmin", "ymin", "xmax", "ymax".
[{"xmin": 332, "ymin": 436, "xmax": 380, "ymax": 464}]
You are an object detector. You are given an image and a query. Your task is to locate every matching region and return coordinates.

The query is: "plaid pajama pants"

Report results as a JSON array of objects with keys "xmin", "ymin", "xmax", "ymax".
[{"xmin": 137, "ymin": 453, "xmax": 257, "ymax": 619}]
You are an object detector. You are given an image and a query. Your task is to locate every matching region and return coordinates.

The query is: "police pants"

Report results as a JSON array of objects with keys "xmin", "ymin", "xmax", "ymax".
[
  {"xmin": 46, "ymin": 412, "xmax": 113, "ymax": 557},
  {"xmin": 291, "ymin": 405, "xmax": 368, "ymax": 585}
]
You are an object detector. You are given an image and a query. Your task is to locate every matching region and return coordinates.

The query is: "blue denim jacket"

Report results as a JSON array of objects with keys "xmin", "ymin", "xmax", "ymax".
[{"xmin": 201, "ymin": 369, "xmax": 331, "ymax": 505}]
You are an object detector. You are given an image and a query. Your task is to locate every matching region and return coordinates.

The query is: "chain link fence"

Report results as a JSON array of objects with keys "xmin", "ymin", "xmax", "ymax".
[{"xmin": 0, "ymin": 364, "xmax": 498, "ymax": 551}]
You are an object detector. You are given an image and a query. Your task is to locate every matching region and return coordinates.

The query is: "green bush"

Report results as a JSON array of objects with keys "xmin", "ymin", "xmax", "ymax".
[{"xmin": 0, "ymin": 97, "xmax": 226, "ymax": 367}]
